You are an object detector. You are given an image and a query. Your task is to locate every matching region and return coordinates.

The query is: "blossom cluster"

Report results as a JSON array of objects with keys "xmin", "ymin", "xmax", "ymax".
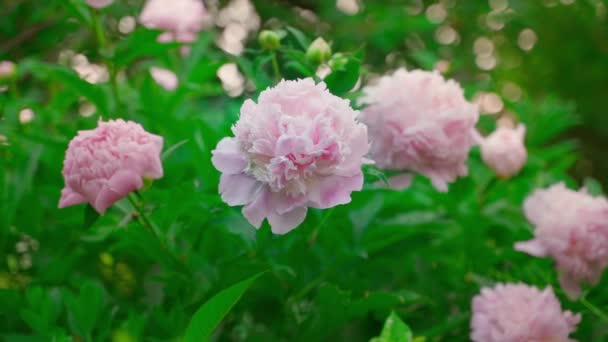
[{"xmin": 55, "ymin": 4, "xmax": 606, "ymax": 339}]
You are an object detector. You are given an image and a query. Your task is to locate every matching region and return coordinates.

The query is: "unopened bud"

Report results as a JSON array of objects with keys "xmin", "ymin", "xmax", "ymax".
[
  {"xmin": 258, "ymin": 30, "xmax": 281, "ymax": 50},
  {"xmin": 0, "ymin": 61, "xmax": 16, "ymax": 80},
  {"xmin": 328, "ymin": 53, "xmax": 348, "ymax": 71},
  {"xmin": 306, "ymin": 37, "xmax": 332, "ymax": 64}
]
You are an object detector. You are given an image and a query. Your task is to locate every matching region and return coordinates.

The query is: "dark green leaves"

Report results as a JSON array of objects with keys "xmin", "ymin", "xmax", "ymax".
[
  {"xmin": 184, "ymin": 272, "xmax": 265, "ymax": 342},
  {"xmin": 64, "ymin": 281, "xmax": 105, "ymax": 339},
  {"xmin": 19, "ymin": 60, "xmax": 110, "ymax": 115},
  {"xmin": 83, "ymin": 204, "xmax": 100, "ymax": 229},
  {"xmin": 324, "ymin": 54, "xmax": 361, "ymax": 95}
]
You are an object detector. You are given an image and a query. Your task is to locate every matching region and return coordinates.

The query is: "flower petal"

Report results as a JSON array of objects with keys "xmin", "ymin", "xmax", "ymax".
[
  {"xmin": 514, "ymin": 239, "xmax": 548, "ymax": 257},
  {"xmin": 268, "ymin": 206, "xmax": 307, "ymax": 234},
  {"xmin": 58, "ymin": 188, "xmax": 87, "ymax": 208},
  {"xmin": 242, "ymin": 187, "xmax": 272, "ymax": 228},
  {"xmin": 219, "ymin": 173, "xmax": 261, "ymax": 206},
  {"xmin": 309, "ymin": 174, "xmax": 363, "ymax": 209},
  {"xmin": 211, "ymin": 137, "xmax": 248, "ymax": 174}
]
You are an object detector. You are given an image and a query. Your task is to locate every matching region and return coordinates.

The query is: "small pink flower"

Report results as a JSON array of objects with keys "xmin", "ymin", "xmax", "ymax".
[
  {"xmin": 471, "ymin": 283, "xmax": 580, "ymax": 342},
  {"xmin": 150, "ymin": 67, "xmax": 178, "ymax": 91},
  {"xmin": 87, "ymin": 0, "xmax": 113, "ymax": 8},
  {"xmin": 515, "ymin": 183, "xmax": 608, "ymax": 299},
  {"xmin": 480, "ymin": 124, "xmax": 527, "ymax": 178},
  {"xmin": 59, "ymin": 119, "xmax": 163, "ymax": 214},
  {"xmin": 0, "ymin": 60, "xmax": 16, "ymax": 79},
  {"xmin": 139, "ymin": 0, "xmax": 205, "ymax": 44},
  {"xmin": 359, "ymin": 68, "xmax": 479, "ymax": 191},
  {"xmin": 211, "ymin": 78, "xmax": 370, "ymax": 234}
]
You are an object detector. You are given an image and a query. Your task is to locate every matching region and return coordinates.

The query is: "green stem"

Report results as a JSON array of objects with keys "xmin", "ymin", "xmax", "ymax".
[
  {"xmin": 127, "ymin": 192, "xmax": 166, "ymax": 250},
  {"xmin": 271, "ymin": 52, "xmax": 281, "ymax": 81},
  {"xmin": 91, "ymin": 8, "xmax": 121, "ymax": 117},
  {"xmin": 308, "ymin": 208, "xmax": 335, "ymax": 244},
  {"xmin": 9, "ymin": 77, "xmax": 19, "ymax": 100},
  {"xmin": 92, "ymin": 10, "xmax": 107, "ymax": 50},
  {"xmin": 580, "ymin": 296, "xmax": 608, "ymax": 322}
]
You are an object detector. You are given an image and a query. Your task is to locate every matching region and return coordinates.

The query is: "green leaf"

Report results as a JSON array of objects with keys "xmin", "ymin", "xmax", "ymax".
[
  {"xmin": 84, "ymin": 204, "xmax": 100, "ymax": 229},
  {"xmin": 64, "ymin": 281, "xmax": 105, "ymax": 338},
  {"xmin": 286, "ymin": 26, "xmax": 311, "ymax": 50},
  {"xmin": 19, "ymin": 60, "xmax": 109, "ymax": 115},
  {"xmin": 584, "ymin": 177, "xmax": 603, "ymax": 195},
  {"xmin": 184, "ymin": 272, "xmax": 265, "ymax": 342},
  {"xmin": 370, "ymin": 311, "xmax": 413, "ymax": 342},
  {"xmin": 113, "ymin": 28, "xmax": 181, "ymax": 68},
  {"xmin": 324, "ymin": 58, "xmax": 360, "ymax": 95}
]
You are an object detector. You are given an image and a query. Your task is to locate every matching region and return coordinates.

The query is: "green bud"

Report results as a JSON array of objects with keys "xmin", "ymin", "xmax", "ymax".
[
  {"xmin": 306, "ymin": 37, "xmax": 332, "ymax": 64},
  {"xmin": 258, "ymin": 30, "xmax": 281, "ymax": 50},
  {"xmin": 328, "ymin": 53, "xmax": 348, "ymax": 70}
]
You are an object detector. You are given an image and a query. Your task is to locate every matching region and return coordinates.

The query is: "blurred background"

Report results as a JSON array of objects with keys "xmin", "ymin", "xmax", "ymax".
[{"xmin": 2, "ymin": 0, "xmax": 607, "ymax": 185}]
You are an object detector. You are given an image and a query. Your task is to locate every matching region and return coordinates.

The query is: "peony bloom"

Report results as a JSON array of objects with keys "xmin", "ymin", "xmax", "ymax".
[
  {"xmin": 515, "ymin": 183, "xmax": 608, "ymax": 299},
  {"xmin": 150, "ymin": 67, "xmax": 178, "ymax": 91},
  {"xmin": 139, "ymin": 0, "xmax": 205, "ymax": 44},
  {"xmin": 471, "ymin": 283, "xmax": 580, "ymax": 342},
  {"xmin": 211, "ymin": 78, "xmax": 369, "ymax": 234},
  {"xmin": 480, "ymin": 123, "xmax": 527, "ymax": 178},
  {"xmin": 0, "ymin": 60, "xmax": 16, "ymax": 79},
  {"xmin": 59, "ymin": 119, "xmax": 163, "ymax": 214},
  {"xmin": 359, "ymin": 68, "xmax": 479, "ymax": 191},
  {"xmin": 87, "ymin": 0, "xmax": 113, "ymax": 8}
]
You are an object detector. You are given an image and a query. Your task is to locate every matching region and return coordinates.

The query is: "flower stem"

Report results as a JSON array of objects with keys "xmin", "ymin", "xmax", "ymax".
[
  {"xmin": 580, "ymin": 296, "xmax": 608, "ymax": 322},
  {"xmin": 91, "ymin": 8, "xmax": 121, "ymax": 117},
  {"xmin": 92, "ymin": 11, "xmax": 107, "ymax": 49},
  {"xmin": 308, "ymin": 208, "xmax": 335, "ymax": 244},
  {"xmin": 127, "ymin": 192, "xmax": 166, "ymax": 249},
  {"xmin": 271, "ymin": 52, "xmax": 281, "ymax": 81}
]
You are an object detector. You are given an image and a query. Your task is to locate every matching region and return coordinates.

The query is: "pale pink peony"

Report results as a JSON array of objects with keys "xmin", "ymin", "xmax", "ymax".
[
  {"xmin": 87, "ymin": 0, "xmax": 113, "ymax": 8},
  {"xmin": 480, "ymin": 124, "xmax": 527, "ymax": 178},
  {"xmin": 515, "ymin": 183, "xmax": 608, "ymax": 299},
  {"xmin": 359, "ymin": 68, "xmax": 479, "ymax": 191},
  {"xmin": 150, "ymin": 67, "xmax": 178, "ymax": 91},
  {"xmin": 59, "ymin": 119, "xmax": 164, "ymax": 214},
  {"xmin": 471, "ymin": 283, "xmax": 580, "ymax": 342},
  {"xmin": 211, "ymin": 78, "xmax": 369, "ymax": 234},
  {"xmin": 139, "ymin": 0, "xmax": 205, "ymax": 44},
  {"xmin": 0, "ymin": 60, "xmax": 16, "ymax": 79}
]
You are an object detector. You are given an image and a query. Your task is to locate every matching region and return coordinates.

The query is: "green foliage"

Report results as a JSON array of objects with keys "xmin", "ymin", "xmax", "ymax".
[
  {"xmin": 370, "ymin": 312, "xmax": 412, "ymax": 342},
  {"xmin": 184, "ymin": 272, "xmax": 265, "ymax": 342},
  {"xmin": 1, "ymin": 1, "xmax": 607, "ymax": 341}
]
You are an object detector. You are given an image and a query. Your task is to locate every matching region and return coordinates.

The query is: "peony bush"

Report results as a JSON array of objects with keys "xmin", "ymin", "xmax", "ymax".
[{"xmin": 1, "ymin": 1, "xmax": 606, "ymax": 341}]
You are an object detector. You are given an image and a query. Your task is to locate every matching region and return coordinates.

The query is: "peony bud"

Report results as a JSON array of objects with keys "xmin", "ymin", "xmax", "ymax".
[
  {"xmin": 150, "ymin": 67, "xmax": 178, "ymax": 91},
  {"xmin": 306, "ymin": 37, "xmax": 332, "ymax": 64},
  {"xmin": 480, "ymin": 124, "xmax": 527, "ymax": 178},
  {"xmin": 328, "ymin": 53, "xmax": 348, "ymax": 71},
  {"xmin": 258, "ymin": 30, "xmax": 281, "ymax": 50},
  {"xmin": 0, "ymin": 61, "xmax": 16, "ymax": 80},
  {"xmin": 87, "ymin": 0, "xmax": 114, "ymax": 8}
]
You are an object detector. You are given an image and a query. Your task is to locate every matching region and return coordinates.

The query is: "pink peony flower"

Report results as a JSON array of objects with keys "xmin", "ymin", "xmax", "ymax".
[
  {"xmin": 471, "ymin": 283, "xmax": 580, "ymax": 342},
  {"xmin": 480, "ymin": 124, "xmax": 527, "ymax": 178},
  {"xmin": 150, "ymin": 67, "xmax": 178, "ymax": 91},
  {"xmin": 139, "ymin": 0, "xmax": 205, "ymax": 44},
  {"xmin": 359, "ymin": 68, "xmax": 479, "ymax": 191},
  {"xmin": 211, "ymin": 78, "xmax": 369, "ymax": 234},
  {"xmin": 0, "ymin": 60, "xmax": 16, "ymax": 79},
  {"xmin": 59, "ymin": 119, "xmax": 164, "ymax": 214},
  {"xmin": 515, "ymin": 183, "xmax": 608, "ymax": 299},
  {"xmin": 87, "ymin": 0, "xmax": 113, "ymax": 8}
]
